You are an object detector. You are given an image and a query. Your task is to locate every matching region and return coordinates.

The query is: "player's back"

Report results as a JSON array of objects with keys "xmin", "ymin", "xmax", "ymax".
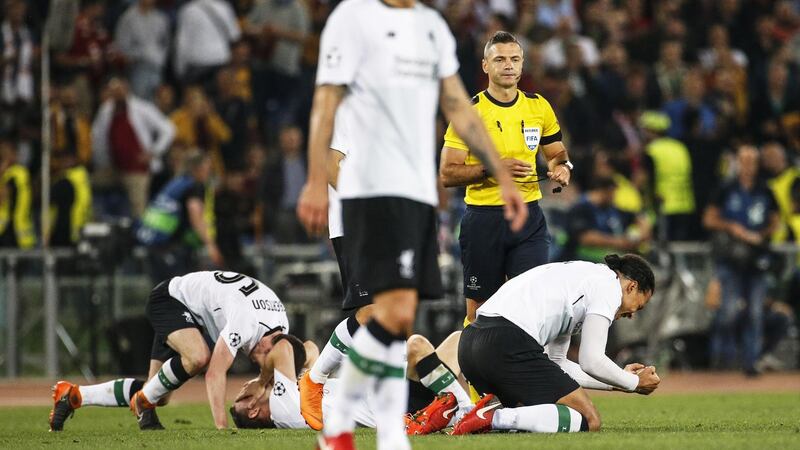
[
  {"xmin": 168, "ymin": 271, "xmax": 289, "ymax": 344},
  {"xmin": 318, "ymin": 0, "xmax": 459, "ymax": 206},
  {"xmin": 477, "ymin": 261, "xmax": 620, "ymax": 346}
]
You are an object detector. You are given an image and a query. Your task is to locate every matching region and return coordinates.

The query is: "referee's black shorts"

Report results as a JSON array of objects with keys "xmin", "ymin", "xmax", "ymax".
[
  {"xmin": 146, "ymin": 279, "xmax": 202, "ymax": 361},
  {"xmin": 458, "ymin": 315, "xmax": 579, "ymax": 407},
  {"xmin": 459, "ymin": 200, "xmax": 549, "ymax": 301},
  {"xmin": 342, "ymin": 197, "xmax": 443, "ymax": 300},
  {"xmin": 331, "ymin": 236, "xmax": 372, "ymax": 311}
]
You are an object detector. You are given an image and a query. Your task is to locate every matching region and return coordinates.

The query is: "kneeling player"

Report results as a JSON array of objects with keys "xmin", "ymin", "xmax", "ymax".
[
  {"xmin": 231, "ymin": 331, "xmax": 472, "ymax": 432},
  {"xmin": 453, "ymin": 254, "xmax": 661, "ymax": 434},
  {"xmin": 49, "ymin": 271, "xmax": 297, "ymax": 431}
]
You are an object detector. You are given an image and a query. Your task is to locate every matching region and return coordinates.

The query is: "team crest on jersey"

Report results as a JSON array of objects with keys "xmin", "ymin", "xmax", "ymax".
[
  {"xmin": 274, "ymin": 381, "xmax": 286, "ymax": 397},
  {"xmin": 523, "ymin": 126, "xmax": 541, "ymax": 150},
  {"xmin": 398, "ymin": 249, "xmax": 415, "ymax": 279},
  {"xmin": 228, "ymin": 332, "xmax": 241, "ymax": 348},
  {"xmin": 326, "ymin": 47, "xmax": 342, "ymax": 68}
]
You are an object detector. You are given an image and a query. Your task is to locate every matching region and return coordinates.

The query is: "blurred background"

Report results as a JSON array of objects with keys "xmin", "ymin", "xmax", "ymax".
[{"xmin": 0, "ymin": 0, "xmax": 798, "ymax": 381}]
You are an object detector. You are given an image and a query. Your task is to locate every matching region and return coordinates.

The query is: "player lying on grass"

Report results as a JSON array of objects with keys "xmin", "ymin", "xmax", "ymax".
[
  {"xmin": 49, "ymin": 271, "xmax": 301, "ymax": 431},
  {"xmin": 230, "ymin": 331, "xmax": 473, "ymax": 433},
  {"xmin": 452, "ymin": 254, "xmax": 661, "ymax": 434}
]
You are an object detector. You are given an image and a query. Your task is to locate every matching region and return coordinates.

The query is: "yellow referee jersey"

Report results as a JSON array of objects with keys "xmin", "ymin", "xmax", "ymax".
[{"xmin": 443, "ymin": 90, "xmax": 562, "ymax": 205}]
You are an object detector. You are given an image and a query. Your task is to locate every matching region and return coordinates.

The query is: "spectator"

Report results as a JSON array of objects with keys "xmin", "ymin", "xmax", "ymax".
[
  {"xmin": 750, "ymin": 61, "xmax": 800, "ymax": 145},
  {"xmin": 244, "ymin": 0, "xmax": 310, "ymax": 130},
  {"xmin": 561, "ymin": 176, "xmax": 651, "ymax": 263},
  {"xmin": 48, "ymin": 152, "xmax": 92, "ymax": 248},
  {"xmin": 229, "ymin": 40, "xmax": 254, "ymax": 102},
  {"xmin": 91, "ymin": 77, "xmax": 175, "ymax": 218},
  {"xmin": 214, "ymin": 167, "xmax": 256, "ymax": 274},
  {"xmin": 214, "ymin": 67, "xmax": 256, "ymax": 170},
  {"xmin": 0, "ymin": 134, "xmax": 35, "ymax": 249},
  {"xmin": 537, "ymin": 0, "xmax": 578, "ymax": 31},
  {"xmin": 136, "ymin": 150, "xmax": 222, "ymax": 281},
  {"xmin": 153, "ymin": 83, "xmax": 176, "ymax": 116},
  {"xmin": 698, "ymin": 24, "xmax": 748, "ymax": 71},
  {"xmin": 114, "ymin": 0, "xmax": 170, "ymax": 100},
  {"xmin": 170, "ymin": 86, "xmax": 230, "ymax": 174},
  {"xmin": 703, "ymin": 144, "xmax": 780, "ymax": 375},
  {"xmin": 541, "ymin": 17, "xmax": 600, "ymax": 70},
  {"xmin": 593, "ymin": 43, "xmax": 631, "ymax": 118},
  {"xmin": 1, "ymin": 0, "xmax": 36, "ymax": 134},
  {"xmin": 640, "ymin": 110, "xmax": 698, "ymax": 241},
  {"xmin": 663, "ymin": 68, "xmax": 717, "ymax": 141},
  {"xmin": 647, "ymin": 39, "xmax": 687, "ymax": 107},
  {"xmin": 50, "ymin": 83, "xmax": 92, "ymax": 166},
  {"xmin": 174, "ymin": 0, "xmax": 240, "ymax": 87},
  {"xmin": 54, "ymin": 0, "xmax": 122, "ymax": 115},
  {"xmin": 256, "ymin": 125, "xmax": 307, "ymax": 243}
]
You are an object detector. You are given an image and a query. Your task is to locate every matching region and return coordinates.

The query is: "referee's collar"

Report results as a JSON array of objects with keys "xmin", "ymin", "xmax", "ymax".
[{"xmin": 483, "ymin": 90, "xmax": 519, "ymax": 108}]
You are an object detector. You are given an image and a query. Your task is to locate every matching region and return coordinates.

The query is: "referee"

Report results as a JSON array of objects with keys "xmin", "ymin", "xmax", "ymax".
[
  {"xmin": 441, "ymin": 31, "xmax": 573, "ymax": 323},
  {"xmin": 297, "ymin": 1, "xmax": 526, "ymax": 448}
]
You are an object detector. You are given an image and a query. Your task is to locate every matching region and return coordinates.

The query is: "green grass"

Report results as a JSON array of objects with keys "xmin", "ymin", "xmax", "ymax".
[{"xmin": 1, "ymin": 393, "xmax": 799, "ymax": 449}]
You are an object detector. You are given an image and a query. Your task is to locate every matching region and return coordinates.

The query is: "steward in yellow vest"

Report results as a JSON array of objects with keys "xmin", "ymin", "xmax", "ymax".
[
  {"xmin": 0, "ymin": 139, "xmax": 35, "ymax": 248},
  {"xmin": 48, "ymin": 154, "xmax": 92, "ymax": 247}
]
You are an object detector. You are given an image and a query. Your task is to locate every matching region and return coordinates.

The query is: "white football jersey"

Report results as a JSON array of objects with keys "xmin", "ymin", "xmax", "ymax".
[
  {"xmin": 477, "ymin": 261, "xmax": 622, "ymax": 347},
  {"xmin": 168, "ymin": 271, "xmax": 290, "ymax": 356},
  {"xmin": 327, "ymin": 104, "xmax": 352, "ymax": 240},
  {"xmin": 268, "ymin": 372, "xmax": 374, "ymax": 429},
  {"xmin": 316, "ymin": 0, "xmax": 459, "ymax": 206}
]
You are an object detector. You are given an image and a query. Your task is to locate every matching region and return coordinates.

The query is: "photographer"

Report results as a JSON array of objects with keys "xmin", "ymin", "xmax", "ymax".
[{"xmin": 702, "ymin": 144, "xmax": 780, "ymax": 375}]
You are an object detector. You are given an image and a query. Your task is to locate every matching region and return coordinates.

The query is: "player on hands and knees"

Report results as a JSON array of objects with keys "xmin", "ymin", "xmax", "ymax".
[
  {"xmin": 297, "ymin": 1, "xmax": 525, "ymax": 448},
  {"xmin": 453, "ymin": 254, "xmax": 661, "ymax": 435},
  {"xmin": 82, "ymin": 271, "xmax": 295, "ymax": 430}
]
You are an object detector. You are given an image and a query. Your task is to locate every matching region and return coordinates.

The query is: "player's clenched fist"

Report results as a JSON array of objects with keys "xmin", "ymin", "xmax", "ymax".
[{"xmin": 632, "ymin": 365, "xmax": 660, "ymax": 395}]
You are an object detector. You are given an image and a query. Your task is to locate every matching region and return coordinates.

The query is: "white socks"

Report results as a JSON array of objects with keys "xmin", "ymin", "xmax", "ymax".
[
  {"xmin": 141, "ymin": 357, "xmax": 192, "ymax": 404},
  {"xmin": 309, "ymin": 317, "xmax": 355, "ymax": 384},
  {"xmin": 323, "ymin": 320, "xmax": 409, "ymax": 450},
  {"xmin": 374, "ymin": 340, "xmax": 410, "ymax": 450},
  {"xmin": 492, "ymin": 404, "xmax": 585, "ymax": 433},
  {"xmin": 79, "ymin": 378, "xmax": 143, "ymax": 407},
  {"xmin": 416, "ymin": 353, "xmax": 472, "ymax": 411}
]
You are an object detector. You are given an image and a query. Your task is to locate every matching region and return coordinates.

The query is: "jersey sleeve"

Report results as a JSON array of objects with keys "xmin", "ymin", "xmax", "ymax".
[
  {"xmin": 434, "ymin": 13, "xmax": 459, "ymax": 79},
  {"xmin": 584, "ymin": 273, "xmax": 622, "ymax": 323},
  {"xmin": 442, "ymin": 122, "xmax": 468, "ymax": 151},
  {"xmin": 315, "ymin": 4, "xmax": 363, "ymax": 86},
  {"xmin": 268, "ymin": 369, "xmax": 309, "ymax": 429},
  {"xmin": 539, "ymin": 96, "xmax": 562, "ymax": 144},
  {"xmin": 219, "ymin": 307, "xmax": 260, "ymax": 357}
]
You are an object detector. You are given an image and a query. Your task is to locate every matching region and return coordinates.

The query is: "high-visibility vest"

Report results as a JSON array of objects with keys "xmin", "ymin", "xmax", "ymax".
[
  {"xmin": 59, "ymin": 166, "xmax": 93, "ymax": 243},
  {"xmin": 646, "ymin": 137, "xmax": 696, "ymax": 215},
  {"xmin": 768, "ymin": 167, "xmax": 799, "ymax": 243},
  {"xmin": 0, "ymin": 164, "xmax": 36, "ymax": 248}
]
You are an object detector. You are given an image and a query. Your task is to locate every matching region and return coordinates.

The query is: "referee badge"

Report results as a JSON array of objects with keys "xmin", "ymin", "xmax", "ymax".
[{"xmin": 522, "ymin": 126, "xmax": 541, "ymax": 151}]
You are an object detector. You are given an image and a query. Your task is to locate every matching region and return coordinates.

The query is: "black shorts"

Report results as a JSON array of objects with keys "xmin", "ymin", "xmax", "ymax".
[
  {"xmin": 458, "ymin": 315, "xmax": 579, "ymax": 407},
  {"xmin": 331, "ymin": 237, "xmax": 372, "ymax": 311},
  {"xmin": 459, "ymin": 201, "xmax": 549, "ymax": 301},
  {"xmin": 342, "ymin": 197, "xmax": 443, "ymax": 300},
  {"xmin": 146, "ymin": 279, "xmax": 202, "ymax": 361}
]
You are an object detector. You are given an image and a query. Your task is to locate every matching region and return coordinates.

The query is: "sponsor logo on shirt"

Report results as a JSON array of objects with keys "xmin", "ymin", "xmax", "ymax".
[{"xmin": 182, "ymin": 311, "xmax": 194, "ymax": 324}]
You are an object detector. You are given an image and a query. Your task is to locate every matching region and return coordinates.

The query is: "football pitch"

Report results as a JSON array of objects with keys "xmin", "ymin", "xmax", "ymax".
[{"xmin": 1, "ymin": 392, "xmax": 798, "ymax": 449}]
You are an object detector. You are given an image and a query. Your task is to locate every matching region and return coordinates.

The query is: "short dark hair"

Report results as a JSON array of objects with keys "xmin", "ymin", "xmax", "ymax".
[
  {"xmin": 484, "ymin": 31, "xmax": 522, "ymax": 57},
  {"xmin": 604, "ymin": 254, "xmax": 655, "ymax": 294},
  {"xmin": 229, "ymin": 406, "xmax": 275, "ymax": 429},
  {"xmin": 271, "ymin": 333, "xmax": 306, "ymax": 377}
]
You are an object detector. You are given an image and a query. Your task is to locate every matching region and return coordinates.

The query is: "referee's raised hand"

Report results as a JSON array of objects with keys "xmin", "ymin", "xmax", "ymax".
[{"xmin": 297, "ymin": 181, "xmax": 329, "ymax": 237}]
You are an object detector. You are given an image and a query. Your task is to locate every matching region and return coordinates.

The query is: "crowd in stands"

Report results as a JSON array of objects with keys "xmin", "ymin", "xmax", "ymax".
[{"xmin": 2, "ymin": 0, "xmax": 800, "ymax": 372}]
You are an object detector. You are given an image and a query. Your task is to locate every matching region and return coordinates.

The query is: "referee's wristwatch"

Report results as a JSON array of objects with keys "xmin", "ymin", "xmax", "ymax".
[{"xmin": 557, "ymin": 160, "xmax": 574, "ymax": 171}]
